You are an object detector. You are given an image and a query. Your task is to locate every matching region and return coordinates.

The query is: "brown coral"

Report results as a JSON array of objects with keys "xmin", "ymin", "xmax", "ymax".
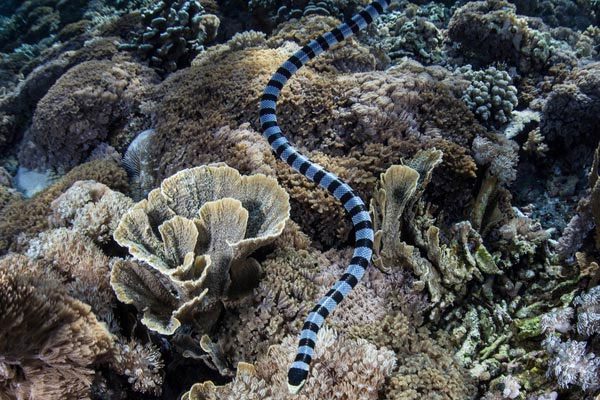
[
  {"xmin": 216, "ymin": 246, "xmax": 325, "ymax": 365},
  {"xmin": 348, "ymin": 313, "xmax": 477, "ymax": 400},
  {"xmin": 111, "ymin": 165, "xmax": 290, "ymax": 334},
  {"xmin": 183, "ymin": 327, "xmax": 396, "ymax": 400},
  {"xmin": 0, "ymin": 159, "xmax": 128, "ymax": 254},
  {"xmin": 26, "ymin": 228, "xmax": 116, "ymax": 322},
  {"xmin": 0, "ymin": 254, "xmax": 113, "ymax": 400},
  {"xmin": 18, "ymin": 60, "xmax": 159, "ymax": 171},
  {"xmin": 49, "ymin": 180, "xmax": 134, "ymax": 244},
  {"xmin": 370, "ymin": 151, "xmax": 500, "ymax": 310}
]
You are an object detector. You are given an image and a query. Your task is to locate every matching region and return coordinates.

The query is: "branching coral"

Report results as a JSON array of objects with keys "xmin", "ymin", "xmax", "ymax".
[
  {"xmin": 0, "ymin": 254, "xmax": 113, "ymax": 399},
  {"xmin": 111, "ymin": 164, "xmax": 290, "ymax": 334},
  {"xmin": 183, "ymin": 327, "xmax": 396, "ymax": 399},
  {"xmin": 126, "ymin": 0, "xmax": 220, "ymax": 74},
  {"xmin": 460, "ymin": 66, "xmax": 518, "ymax": 126}
]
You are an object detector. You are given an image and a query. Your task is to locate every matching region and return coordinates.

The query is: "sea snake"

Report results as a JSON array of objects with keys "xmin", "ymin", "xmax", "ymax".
[{"xmin": 258, "ymin": 0, "xmax": 390, "ymax": 393}]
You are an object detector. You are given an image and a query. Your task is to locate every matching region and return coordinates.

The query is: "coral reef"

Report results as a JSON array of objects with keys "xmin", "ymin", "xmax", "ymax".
[
  {"xmin": 111, "ymin": 164, "xmax": 290, "ymax": 334},
  {"xmin": 0, "ymin": 254, "xmax": 113, "ymax": 399},
  {"xmin": 48, "ymin": 180, "xmax": 134, "ymax": 244},
  {"xmin": 460, "ymin": 66, "xmax": 518, "ymax": 126},
  {"xmin": 123, "ymin": 0, "xmax": 220, "ymax": 74},
  {"xmin": 183, "ymin": 327, "xmax": 396, "ymax": 399},
  {"xmin": 0, "ymin": 159, "xmax": 128, "ymax": 254},
  {"xmin": 448, "ymin": 0, "xmax": 573, "ymax": 72},
  {"xmin": 370, "ymin": 150, "xmax": 500, "ymax": 312},
  {"xmin": 19, "ymin": 60, "xmax": 159, "ymax": 172},
  {"xmin": 0, "ymin": 0, "xmax": 599, "ymax": 398}
]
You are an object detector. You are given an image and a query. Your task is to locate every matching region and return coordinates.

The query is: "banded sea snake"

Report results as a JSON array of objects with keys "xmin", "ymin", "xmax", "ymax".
[{"xmin": 258, "ymin": 0, "xmax": 391, "ymax": 393}]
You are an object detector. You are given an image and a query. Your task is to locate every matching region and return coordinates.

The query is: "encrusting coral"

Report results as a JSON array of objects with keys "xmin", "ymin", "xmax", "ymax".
[
  {"xmin": 0, "ymin": 254, "xmax": 113, "ymax": 399},
  {"xmin": 111, "ymin": 164, "xmax": 290, "ymax": 335}
]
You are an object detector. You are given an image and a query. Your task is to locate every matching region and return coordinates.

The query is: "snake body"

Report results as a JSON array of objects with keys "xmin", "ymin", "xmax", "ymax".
[{"xmin": 258, "ymin": 0, "xmax": 390, "ymax": 393}]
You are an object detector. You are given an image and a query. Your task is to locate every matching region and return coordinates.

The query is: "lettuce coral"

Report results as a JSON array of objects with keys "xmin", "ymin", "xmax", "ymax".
[
  {"xmin": 370, "ymin": 150, "xmax": 500, "ymax": 311},
  {"xmin": 111, "ymin": 164, "xmax": 290, "ymax": 334}
]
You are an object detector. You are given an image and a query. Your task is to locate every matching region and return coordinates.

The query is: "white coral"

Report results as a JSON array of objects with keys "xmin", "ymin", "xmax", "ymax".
[
  {"xmin": 543, "ymin": 335, "xmax": 600, "ymax": 391},
  {"xmin": 574, "ymin": 286, "xmax": 600, "ymax": 337},
  {"xmin": 540, "ymin": 307, "xmax": 574, "ymax": 334}
]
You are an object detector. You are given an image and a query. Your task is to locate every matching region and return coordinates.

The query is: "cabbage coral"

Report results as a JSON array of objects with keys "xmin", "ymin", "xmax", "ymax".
[{"xmin": 111, "ymin": 164, "xmax": 290, "ymax": 334}]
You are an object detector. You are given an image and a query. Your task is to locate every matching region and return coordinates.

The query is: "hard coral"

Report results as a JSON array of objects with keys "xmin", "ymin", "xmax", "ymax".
[
  {"xmin": 131, "ymin": 0, "xmax": 219, "ymax": 74},
  {"xmin": 150, "ymin": 45, "xmax": 483, "ymax": 246},
  {"xmin": 541, "ymin": 62, "xmax": 600, "ymax": 155},
  {"xmin": 370, "ymin": 151, "xmax": 500, "ymax": 311},
  {"xmin": 111, "ymin": 165, "xmax": 290, "ymax": 335},
  {"xmin": 460, "ymin": 66, "xmax": 518, "ymax": 126},
  {"xmin": 448, "ymin": 0, "xmax": 568, "ymax": 72},
  {"xmin": 19, "ymin": 60, "xmax": 158, "ymax": 172},
  {"xmin": 0, "ymin": 254, "xmax": 113, "ymax": 400}
]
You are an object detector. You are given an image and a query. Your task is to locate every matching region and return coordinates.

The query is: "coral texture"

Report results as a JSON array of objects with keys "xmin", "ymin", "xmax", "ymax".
[
  {"xmin": 0, "ymin": 254, "xmax": 113, "ymax": 399},
  {"xmin": 183, "ymin": 327, "xmax": 396, "ymax": 399},
  {"xmin": 130, "ymin": 0, "xmax": 220, "ymax": 73},
  {"xmin": 49, "ymin": 180, "xmax": 134, "ymax": 244},
  {"xmin": 19, "ymin": 60, "xmax": 158, "ymax": 171},
  {"xmin": 0, "ymin": 159, "xmax": 128, "ymax": 254}
]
